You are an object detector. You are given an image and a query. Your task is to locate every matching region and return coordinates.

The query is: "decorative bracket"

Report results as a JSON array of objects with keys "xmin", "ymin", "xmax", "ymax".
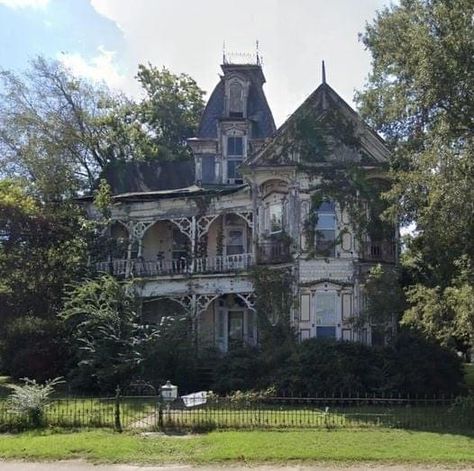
[
  {"xmin": 235, "ymin": 211, "xmax": 253, "ymax": 229},
  {"xmin": 197, "ymin": 214, "xmax": 220, "ymax": 239},
  {"xmin": 130, "ymin": 220, "xmax": 155, "ymax": 240},
  {"xmin": 169, "ymin": 217, "xmax": 194, "ymax": 241},
  {"xmin": 236, "ymin": 292, "xmax": 256, "ymax": 311},
  {"xmin": 195, "ymin": 294, "xmax": 220, "ymax": 316}
]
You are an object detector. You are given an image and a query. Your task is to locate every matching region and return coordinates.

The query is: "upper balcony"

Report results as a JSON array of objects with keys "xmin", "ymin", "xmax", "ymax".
[
  {"xmin": 96, "ymin": 253, "xmax": 254, "ymax": 278},
  {"xmin": 257, "ymin": 239, "xmax": 292, "ymax": 265},
  {"xmin": 360, "ymin": 241, "xmax": 397, "ymax": 263}
]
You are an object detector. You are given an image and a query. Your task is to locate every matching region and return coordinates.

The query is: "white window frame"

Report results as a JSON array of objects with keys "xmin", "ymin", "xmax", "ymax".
[{"xmin": 269, "ymin": 203, "xmax": 283, "ymax": 234}]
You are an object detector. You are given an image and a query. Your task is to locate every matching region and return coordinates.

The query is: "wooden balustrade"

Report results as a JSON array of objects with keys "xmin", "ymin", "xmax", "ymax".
[
  {"xmin": 96, "ymin": 253, "xmax": 254, "ymax": 278},
  {"xmin": 361, "ymin": 241, "xmax": 396, "ymax": 263}
]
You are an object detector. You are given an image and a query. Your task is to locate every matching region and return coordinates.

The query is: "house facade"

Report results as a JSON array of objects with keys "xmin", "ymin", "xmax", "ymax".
[{"xmin": 89, "ymin": 59, "xmax": 397, "ymax": 351}]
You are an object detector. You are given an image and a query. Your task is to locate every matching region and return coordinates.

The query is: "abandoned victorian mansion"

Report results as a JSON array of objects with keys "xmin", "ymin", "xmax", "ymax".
[{"xmin": 85, "ymin": 58, "xmax": 397, "ymax": 351}]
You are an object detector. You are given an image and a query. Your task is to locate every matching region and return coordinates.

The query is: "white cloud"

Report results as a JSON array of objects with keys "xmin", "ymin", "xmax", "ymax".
[
  {"xmin": 58, "ymin": 46, "xmax": 136, "ymax": 94},
  {"xmin": 0, "ymin": 0, "xmax": 49, "ymax": 8},
  {"xmin": 88, "ymin": 0, "xmax": 391, "ymax": 126}
]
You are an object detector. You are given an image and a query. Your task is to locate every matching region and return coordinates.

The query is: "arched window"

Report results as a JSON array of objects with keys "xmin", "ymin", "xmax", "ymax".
[{"xmin": 229, "ymin": 81, "xmax": 244, "ymax": 117}]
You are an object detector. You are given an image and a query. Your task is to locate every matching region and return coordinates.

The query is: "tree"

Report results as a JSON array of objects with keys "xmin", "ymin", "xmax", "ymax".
[
  {"xmin": 356, "ymin": 0, "xmax": 474, "ymax": 352},
  {"xmin": 0, "ymin": 57, "xmax": 152, "ymax": 197},
  {"xmin": 0, "ymin": 179, "xmax": 90, "ymax": 327},
  {"xmin": 136, "ymin": 64, "xmax": 205, "ymax": 160},
  {"xmin": 360, "ymin": 264, "xmax": 405, "ymax": 343},
  {"xmin": 60, "ymin": 275, "xmax": 155, "ymax": 392}
]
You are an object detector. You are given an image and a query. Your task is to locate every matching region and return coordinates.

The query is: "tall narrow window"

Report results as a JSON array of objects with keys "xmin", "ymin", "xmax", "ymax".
[
  {"xmin": 201, "ymin": 155, "xmax": 215, "ymax": 183},
  {"xmin": 172, "ymin": 229, "xmax": 188, "ymax": 260},
  {"xmin": 229, "ymin": 82, "xmax": 244, "ymax": 117},
  {"xmin": 269, "ymin": 203, "xmax": 283, "ymax": 233},
  {"xmin": 226, "ymin": 227, "xmax": 245, "ymax": 255},
  {"xmin": 227, "ymin": 136, "xmax": 244, "ymax": 181},
  {"xmin": 315, "ymin": 291, "xmax": 337, "ymax": 338},
  {"xmin": 315, "ymin": 201, "xmax": 336, "ymax": 257}
]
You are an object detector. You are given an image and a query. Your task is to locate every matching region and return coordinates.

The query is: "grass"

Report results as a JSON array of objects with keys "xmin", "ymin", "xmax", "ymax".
[{"xmin": 0, "ymin": 428, "xmax": 473, "ymax": 464}]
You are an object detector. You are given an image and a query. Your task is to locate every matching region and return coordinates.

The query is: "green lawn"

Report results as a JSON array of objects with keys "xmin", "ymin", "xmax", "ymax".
[{"xmin": 0, "ymin": 429, "xmax": 473, "ymax": 464}]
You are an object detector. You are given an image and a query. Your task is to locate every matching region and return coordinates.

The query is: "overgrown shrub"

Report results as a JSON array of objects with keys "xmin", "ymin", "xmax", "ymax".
[
  {"xmin": 0, "ymin": 317, "xmax": 67, "ymax": 382},
  {"xmin": 279, "ymin": 338, "xmax": 385, "ymax": 395},
  {"xmin": 212, "ymin": 347, "xmax": 264, "ymax": 394},
  {"xmin": 382, "ymin": 330, "xmax": 465, "ymax": 395},
  {"xmin": 7, "ymin": 377, "xmax": 63, "ymax": 428},
  {"xmin": 209, "ymin": 332, "xmax": 466, "ymax": 396}
]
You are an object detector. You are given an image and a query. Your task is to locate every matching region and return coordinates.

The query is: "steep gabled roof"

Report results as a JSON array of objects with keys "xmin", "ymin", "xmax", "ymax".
[
  {"xmin": 247, "ymin": 82, "xmax": 390, "ymax": 167},
  {"xmin": 198, "ymin": 64, "xmax": 276, "ymax": 139}
]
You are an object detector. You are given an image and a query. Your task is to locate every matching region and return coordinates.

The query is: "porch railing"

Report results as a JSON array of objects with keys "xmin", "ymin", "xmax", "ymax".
[
  {"xmin": 96, "ymin": 253, "xmax": 254, "ymax": 277},
  {"xmin": 257, "ymin": 239, "xmax": 292, "ymax": 264},
  {"xmin": 360, "ymin": 241, "xmax": 397, "ymax": 263}
]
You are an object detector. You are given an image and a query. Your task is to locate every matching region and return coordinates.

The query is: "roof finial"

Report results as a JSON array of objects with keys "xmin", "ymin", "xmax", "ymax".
[
  {"xmin": 256, "ymin": 40, "xmax": 260, "ymax": 65},
  {"xmin": 223, "ymin": 41, "xmax": 226, "ymax": 64},
  {"xmin": 322, "ymin": 60, "xmax": 326, "ymax": 84}
]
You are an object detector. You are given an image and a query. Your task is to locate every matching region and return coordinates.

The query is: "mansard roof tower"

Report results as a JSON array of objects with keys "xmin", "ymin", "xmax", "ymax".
[{"xmin": 188, "ymin": 56, "xmax": 276, "ymax": 186}]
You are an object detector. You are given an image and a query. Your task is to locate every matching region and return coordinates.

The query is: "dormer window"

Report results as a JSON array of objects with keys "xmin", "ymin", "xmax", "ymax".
[
  {"xmin": 227, "ymin": 136, "xmax": 243, "ymax": 156},
  {"xmin": 229, "ymin": 81, "xmax": 244, "ymax": 117}
]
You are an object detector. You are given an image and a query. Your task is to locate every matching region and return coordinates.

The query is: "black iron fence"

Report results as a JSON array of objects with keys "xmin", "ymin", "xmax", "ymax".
[{"xmin": 0, "ymin": 394, "xmax": 472, "ymax": 433}]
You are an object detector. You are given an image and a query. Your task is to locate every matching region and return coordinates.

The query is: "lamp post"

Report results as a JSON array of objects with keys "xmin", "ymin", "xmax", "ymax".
[{"xmin": 158, "ymin": 380, "xmax": 178, "ymax": 428}]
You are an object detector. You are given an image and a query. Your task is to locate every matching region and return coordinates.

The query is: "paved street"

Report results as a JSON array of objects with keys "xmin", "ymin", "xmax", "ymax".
[{"xmin": 1, "ymin": 462, "xmax": 473, "ymax": 471}]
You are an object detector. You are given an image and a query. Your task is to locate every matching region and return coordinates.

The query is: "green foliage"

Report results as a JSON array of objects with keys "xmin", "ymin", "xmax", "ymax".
[
  {"xmin": 0, "ymin": 317, "xmax": 67, "ymax": 382},
  {"xmin": 402, "ymin": 257, "xmax": 474, "ymax": 355},
  {"xmin": 382, "ymin": 331, "xmax": 465, "ymax": 396},
  {"xmin": 0, "ymin": 57, "xmax": 132, "ymax": 196},
  {"xmin": 212, "ymin": 347, "xmax": 264, "ymax": 394},
  {"xmin": 210, "ymin": 332, "xmax": 465, "ymax": 396},
  {"xmin": 357, "ymin": 0, "xmax": 474, "ymax": 352},
  {"xmin": 251, "ymin": 267, "xmax": 295, "ymax": 343},
  {"xmin": 93, "ymin": 178, "xmax": 113, "ymax": 219},
  {"xmin": 139, "ymin": 314, "xmax": 202, "ymax": 393},
  {"xmin": 136, "ymin": 64, "xmax": 205, "ymax": 160},
  {"xmin": 0, "ymin": 179, "xmax": 90, "ymax": 328},
  {"xmin": 7, "ymin": 377, "xmax": 63, "ymax": 428},
  {"xmin": 450, "ymin": 394, "xmax": 474, "ymax": 418},
  {"xmin": 360, "ymin": 264, "xmax": 405, "ymax": 329},
  {"xmin": 60, "ymin": 275, "xmax": 155, "ymax": 393}
]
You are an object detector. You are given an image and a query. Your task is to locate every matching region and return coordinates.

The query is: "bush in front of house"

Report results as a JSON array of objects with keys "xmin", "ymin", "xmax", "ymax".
[
  {"xmin": 7, "ymin": 377, "xmax": 63, "ymax": 429},
  {"xmin": 0, "ymin": 316, "xmax": 67, "ymax": 383},
  {"xmin": 381, "ymin": 330, "xmax": 466, "ymax": 396},
  {"xmin": 210, "ymin": 330, "xmax": 466, "ymax": 397},
  {"xmin": 212, "ymin": 346, "xmax": 265, "ymax": 394}
]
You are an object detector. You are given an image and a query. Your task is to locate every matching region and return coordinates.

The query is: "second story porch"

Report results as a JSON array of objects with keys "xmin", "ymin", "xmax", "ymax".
[{"xmin": 96, "ymin": 211, "xmax": 257, "ymax": 278}]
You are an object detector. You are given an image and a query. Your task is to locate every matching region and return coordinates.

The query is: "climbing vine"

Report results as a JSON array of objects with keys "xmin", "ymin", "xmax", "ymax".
[
  {"xmin": 278, "ymin": 106, "xmax": 395, "ymax": 256},
  {"xmin": 250, "ymin": 266, "xmax": 296, "ymax": 346}
]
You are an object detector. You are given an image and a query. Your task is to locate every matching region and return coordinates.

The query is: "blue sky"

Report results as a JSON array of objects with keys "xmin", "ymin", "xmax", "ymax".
[{"xmin": 0, "ymin": 0, "xmax": 391, "ymax": 126}]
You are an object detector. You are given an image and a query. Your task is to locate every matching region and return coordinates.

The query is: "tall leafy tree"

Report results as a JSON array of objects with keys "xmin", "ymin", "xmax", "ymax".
[
  {"xmin": 61, "ymin": 275, "xmax": 155, "ymax": 392},
  {"xmin": 0, "ymin": 179, "xmax": 90, "ymax": 325},
  {"xmin": 356, "ymin": 0, "xmax": 474, "ymax": 354},
  {"xmin": 136, "ymin": 64, "xmax": 205, "ymax": 160},
  {"xmin": 0, "ymin": 57, "xmax": 152, "ymax": 197}
]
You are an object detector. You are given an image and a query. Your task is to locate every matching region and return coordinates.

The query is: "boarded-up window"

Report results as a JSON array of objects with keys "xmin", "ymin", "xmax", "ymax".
[
  {"xmin": 201, "ymin": 155, "xmax": 215, "ymax": 183},
  {"xmin": 342, "ymin": 293, "xmax": 352, "ymax": 320},
  {"xmin": 300, "ymin": 294, "xmax": 311, "ymax": 322}
]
